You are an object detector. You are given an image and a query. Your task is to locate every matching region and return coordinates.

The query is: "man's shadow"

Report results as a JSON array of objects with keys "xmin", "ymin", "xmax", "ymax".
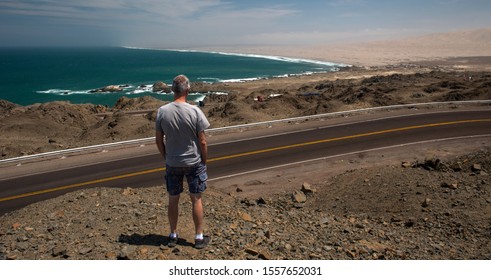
[{"xmin": 118, "ymin": 233, "xmax": 193, "ymax": 247}]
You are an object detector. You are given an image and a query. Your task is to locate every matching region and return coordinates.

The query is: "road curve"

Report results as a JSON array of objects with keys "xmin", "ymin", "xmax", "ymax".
[{"xmin": 1, "ymin": 109, "xmax": 490, "ymax": 214}]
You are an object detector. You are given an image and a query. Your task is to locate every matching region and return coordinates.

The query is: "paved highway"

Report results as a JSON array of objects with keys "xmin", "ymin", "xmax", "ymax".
[{"xmin": 1, "ymin": 109, "xmax": 490, "ymax": 214}]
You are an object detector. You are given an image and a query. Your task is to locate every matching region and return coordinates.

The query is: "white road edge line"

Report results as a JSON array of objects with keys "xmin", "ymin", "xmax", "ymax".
[
  {"xmin": 1, "ymin": 101, "xmax": 490, "ymax": 164},
  {"xmin": 209, "ymin": 109, "xmax": 491, "ymax": 146}
]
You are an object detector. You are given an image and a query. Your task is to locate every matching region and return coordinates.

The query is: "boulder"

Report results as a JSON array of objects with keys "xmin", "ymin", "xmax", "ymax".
[
  {"xmin": 449, "ymin": 161, "xmax": 463, "ymax": 172},
  {"xmin": 122, "ymin": 187, "xmax": 136, "ymax": 196},
  {"xmin": 401, "ymin": 161, "xmax": 412, "ymax": 168},
  {"xmin": 441, "ymin": 182, "xmax": 458, "ymax": 189},
  {"xmin": 422, "ymin": 198, "xmax": 431, "ymax": 208},
  {"xmin": 240, "ymin": 212, "xmax": 253, "ymax": 222},
  {"xmin": 292, "ymin": 190, "xmax": 307, "ymax": 203},
  {"xmin": 472, "ymin": 163, "xmax": 482, "ymax": 172},
  {"xmin": 301, "ymin": 182, "xmax": 316, "ymax": 194},
  {"xmin": 421, "ymin": 156, "xmax": 442, "ymax": 171},
  {"xmin": 258, "ymin": 251, "xmax": 272, "ymax": 260}
]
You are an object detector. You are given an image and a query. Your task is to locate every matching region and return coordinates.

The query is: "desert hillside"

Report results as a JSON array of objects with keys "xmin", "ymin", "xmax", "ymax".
[
  {"xmin": 202, "ymin": 29, "xmax": 491, "ymax": 66},
  {"xmin": 1, "ymin": 67, "xmax": 491, "ymax": 159}
]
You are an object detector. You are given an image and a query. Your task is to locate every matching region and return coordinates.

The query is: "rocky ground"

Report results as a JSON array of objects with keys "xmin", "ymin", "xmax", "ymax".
[{"xmin": 0, "ymin": 150, "xmax": 489, "ymax": 260}]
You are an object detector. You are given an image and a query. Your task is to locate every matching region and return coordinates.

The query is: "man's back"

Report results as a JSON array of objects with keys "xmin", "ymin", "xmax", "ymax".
[{"xmin": 155, "ymin": 102, "xmax": 209, "ymax": 167}]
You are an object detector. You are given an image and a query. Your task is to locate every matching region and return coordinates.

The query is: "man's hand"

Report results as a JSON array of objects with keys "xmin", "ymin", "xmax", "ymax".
[
  {"xmin": 198, "ymin": 131, "xmax": 207, "ymax": 164},
  {"xmin": 155, "ymin": 130, "xmax": 166, "ymax": 158}
]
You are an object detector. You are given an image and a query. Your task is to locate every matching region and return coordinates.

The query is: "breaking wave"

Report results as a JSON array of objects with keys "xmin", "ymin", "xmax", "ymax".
[
  {"xmin": 36, "ymin": 84, "xmax": 225, "ymax": 104},
  {"xmin": 168, "ymin": 48, "xmax": 349, "ymax": 68}
]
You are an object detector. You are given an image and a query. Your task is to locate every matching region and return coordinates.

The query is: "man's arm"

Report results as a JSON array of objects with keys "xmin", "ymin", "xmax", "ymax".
[
  {"xmin": 155, "ymin": 130, "xmax": 166, "ymax": 158},
  {"xmin": 198, "ymin": 131, "xmax": 208, "ymax": 164}
]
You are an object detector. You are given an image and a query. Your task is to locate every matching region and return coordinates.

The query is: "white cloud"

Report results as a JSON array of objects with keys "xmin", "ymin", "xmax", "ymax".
[
  {"xmin": 118, "ymin": 2, "xmax": 300, "ymax": 47},
  {"xmin": 327, "ymin": 0, "xmax": 366, "ymax": 7},
  {"xmin": 0, "ymin": 0, "xmax": 225, "ymax": 22},
  {"xmin": 0, "ymin": 0, "xmax": 297, "ymax": 44}
]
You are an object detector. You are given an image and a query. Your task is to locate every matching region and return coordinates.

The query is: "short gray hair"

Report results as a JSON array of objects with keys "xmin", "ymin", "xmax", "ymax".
[{"xmin": 172, "ymin": 74, "xmax": 190, "ymax": 94}]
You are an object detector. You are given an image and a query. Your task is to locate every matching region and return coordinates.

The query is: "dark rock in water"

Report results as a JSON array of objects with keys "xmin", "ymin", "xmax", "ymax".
[
  {"xmin": 90, "ymin": 85, "xmax": 124, "ymax": 93},
  {"xmin": 152, "ymin": 81, "xmax": 169, "ymax": 93}
]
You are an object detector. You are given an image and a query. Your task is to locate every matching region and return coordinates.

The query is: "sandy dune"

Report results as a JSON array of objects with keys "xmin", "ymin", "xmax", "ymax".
[{"xmin": 200, "ymin": 28, "xmax": 491, "ymax": 67}]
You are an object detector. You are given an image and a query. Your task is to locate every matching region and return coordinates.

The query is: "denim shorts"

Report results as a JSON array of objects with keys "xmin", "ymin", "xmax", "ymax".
[{"xmin": 165, "ymin": 162, "xmax": 207, "ymax": 195}]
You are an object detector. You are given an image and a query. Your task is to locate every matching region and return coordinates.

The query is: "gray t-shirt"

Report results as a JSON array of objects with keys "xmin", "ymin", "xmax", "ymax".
[{"xmin": 155, "ymin": 102, "xmax": 210, "ymax": 167}]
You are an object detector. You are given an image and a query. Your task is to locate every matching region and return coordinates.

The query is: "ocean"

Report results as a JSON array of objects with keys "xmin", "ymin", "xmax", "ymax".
[{"xmin": 0, "ymin": 47, "xmax": 345, "ymax": 106}]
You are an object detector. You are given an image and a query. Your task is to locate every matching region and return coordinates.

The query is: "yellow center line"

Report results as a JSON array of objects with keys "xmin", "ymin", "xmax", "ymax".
[
  {"xmin": 1, "ymin": 118, "xmax": 490, "ymax": 202},
  {"xmin": 0, "ymin": 168, "xmax": 164, "ymax": 202},
  {"xmin": 209, "ymin": 119, "xmax": 491, "ymax": 161}
]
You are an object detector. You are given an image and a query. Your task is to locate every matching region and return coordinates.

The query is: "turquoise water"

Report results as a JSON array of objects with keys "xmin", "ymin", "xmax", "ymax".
[{"xmin": 0, "ymin": 47, "xmax": 344, "ymax": 106}]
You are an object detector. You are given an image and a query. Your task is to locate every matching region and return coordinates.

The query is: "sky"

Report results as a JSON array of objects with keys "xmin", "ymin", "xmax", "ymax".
[{"xmin": 0, "ymin": 0, "xmax": 490, "ymax": 48}]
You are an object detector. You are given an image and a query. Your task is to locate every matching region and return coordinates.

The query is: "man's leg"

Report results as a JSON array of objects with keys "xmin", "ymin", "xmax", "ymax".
[
  {"xmin": 187, "ymin": 163, "xmax": 210, "ymax": 249},
  {"xmin": 168, "ymin": 194, "xmax": 180, "ymax": 234},
  {"xmin": 190, "ymin": 193, "xmax": 203, "ymax": 235}
]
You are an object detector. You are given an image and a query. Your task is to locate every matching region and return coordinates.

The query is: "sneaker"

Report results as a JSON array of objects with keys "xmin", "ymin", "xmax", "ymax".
[
  {"xmin": 168, "ymin": 234, "xmax": 178, "ymax": 248},
  {"xmin": 194, "ymin": 235, "xmax": 211, "ymax": 249}
]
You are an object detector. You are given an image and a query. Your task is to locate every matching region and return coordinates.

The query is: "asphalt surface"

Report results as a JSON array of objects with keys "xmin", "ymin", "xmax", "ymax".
[{"xmin": 1, "ymin": 109, "xmax": 490, "ymax": 215}]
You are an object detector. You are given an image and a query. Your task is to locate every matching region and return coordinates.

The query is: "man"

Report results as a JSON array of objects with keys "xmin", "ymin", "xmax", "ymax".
[{"xmin": 155, "ymin": 75, "xmax": 211, "ymax": 249}]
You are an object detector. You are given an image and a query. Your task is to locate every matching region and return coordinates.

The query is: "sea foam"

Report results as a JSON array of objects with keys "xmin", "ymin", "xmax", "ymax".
[{"xmin": 167, "ymin": 48, "xmax": 350, "ymax": 67}]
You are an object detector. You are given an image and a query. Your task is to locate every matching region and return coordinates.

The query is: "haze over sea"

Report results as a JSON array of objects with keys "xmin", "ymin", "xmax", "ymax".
[{"xmin": 0, "ymin": 47, "xmax": 345, "ymax": 106}]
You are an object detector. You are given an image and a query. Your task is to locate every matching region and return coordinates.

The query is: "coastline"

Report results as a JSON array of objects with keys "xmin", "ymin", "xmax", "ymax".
[
  {"xmin": 1, "ymin": 28, "xmax": 491, "ymax": 159},
  {"xmin": 0, "ymin": 47, "xmax": 347, "ymax": 106},
  {"xmin": 168, "ymin": 48, "xmax": 351, "ymax": 67},
  {"xmin": 1, "ymin": 62, "xmax": 491, "ymax": 160},
  {"xmin": 1, "ymin": 29, "xmax": 491, "ymax": 260},
  {"xmin": 3, "ymin": 28, "xmax": 491, "ymax": 107}
]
